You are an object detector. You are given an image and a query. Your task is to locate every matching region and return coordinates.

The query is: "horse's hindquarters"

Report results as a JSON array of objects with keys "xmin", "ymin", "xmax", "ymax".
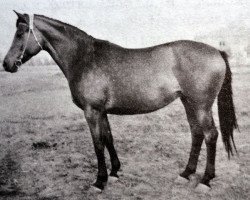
[{"xmin": 172, "ymin": 42, "xmax": 226, "ymax": 109}]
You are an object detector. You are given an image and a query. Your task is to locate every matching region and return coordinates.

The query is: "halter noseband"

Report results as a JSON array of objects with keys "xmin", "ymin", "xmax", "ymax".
[{"xmin": 15, "ymin": 14, "xmax": 43, "ymax": 68}]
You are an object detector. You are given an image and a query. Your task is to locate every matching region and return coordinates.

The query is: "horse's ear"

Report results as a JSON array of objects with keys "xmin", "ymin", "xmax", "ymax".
[
  {"xmin": 13, "ymin": 10, "xmax": 24, "ymax": 19},
  {"xmin": 13, "ymin": 10, "xmax": 29, "ymax": 25}
]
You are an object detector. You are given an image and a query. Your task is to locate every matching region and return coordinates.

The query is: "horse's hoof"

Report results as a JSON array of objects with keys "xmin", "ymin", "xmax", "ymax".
[
  {"xmin": 195, "ymin": 183, "xmax": 211, "ymax": 193},
  {"xmin": 189, "ymin": 174, "xmax": 200, "ymax": 188},
  {"xmin": 174, "ymin": 175, "xmax": 189, "ymax": 184},
  {"xmin": 109, "ymin": 176, "xmax": 119, "ymax": 183},
  {"xmin": 89, "ymin": 185, "xmax": 102, "ymax": 193}
]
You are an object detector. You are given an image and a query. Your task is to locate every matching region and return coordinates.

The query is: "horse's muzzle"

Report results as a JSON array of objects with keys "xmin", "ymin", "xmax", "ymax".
[{"xmin": 2, "ymin": 60, "xmax": 18, "ymax": 73}]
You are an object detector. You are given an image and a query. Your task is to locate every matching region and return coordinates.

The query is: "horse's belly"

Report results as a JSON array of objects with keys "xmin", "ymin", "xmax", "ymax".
[
  {"xmin": 107, "ymin": 94, "xmax": 179, "ymax": 115},
  {"xmin": 106, "ymin": 78, "xmax": 181, "ymax": 115}
]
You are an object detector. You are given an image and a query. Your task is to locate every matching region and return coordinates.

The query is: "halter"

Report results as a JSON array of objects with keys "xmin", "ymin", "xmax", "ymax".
[{"xmin": 15, "ymin": 14, "xmax": 43, "ymax": 67}]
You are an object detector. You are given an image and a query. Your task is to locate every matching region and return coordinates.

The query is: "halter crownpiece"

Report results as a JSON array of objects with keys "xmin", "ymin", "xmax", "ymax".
[
  {"xmin": 29, "ymin": 14, "xmax": 43, "ymax": 49},
  {"xmin": 15, "ymin": 14, "xmax": 43, "ymax": 68},
  {"xmin": 30, "ymin": 14, "xmax": 34, "ymax": 29}
]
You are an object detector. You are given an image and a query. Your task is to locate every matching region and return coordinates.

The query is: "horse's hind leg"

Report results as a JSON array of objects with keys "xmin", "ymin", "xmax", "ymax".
[
  {"xmin": 102, "ymin": 114, "xmax": 121, "ymax": 178},
  {"xmin": 180, "ymin": 96, "xmax": 204, "ymax": 180},
  {"xmin": 196, "ymin": 108, "xmax": 219, "ymax": 187}
]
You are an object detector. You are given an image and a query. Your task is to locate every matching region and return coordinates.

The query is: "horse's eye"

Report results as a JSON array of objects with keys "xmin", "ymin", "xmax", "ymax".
[{"xmin": 16, "ymin": 33, "xmax": 22, "ymax": 38}]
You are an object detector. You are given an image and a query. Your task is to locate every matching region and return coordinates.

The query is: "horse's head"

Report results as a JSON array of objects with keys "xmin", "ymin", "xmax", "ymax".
[{"xmin": 3, "ymin": 11, "xmax": 44, "ymax": 73}]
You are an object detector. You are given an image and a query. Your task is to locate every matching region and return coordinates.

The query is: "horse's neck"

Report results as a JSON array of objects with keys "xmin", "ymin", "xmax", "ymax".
[{"xmin": 36, "ymin": 16, "xmax": 94, "ymax": 80}]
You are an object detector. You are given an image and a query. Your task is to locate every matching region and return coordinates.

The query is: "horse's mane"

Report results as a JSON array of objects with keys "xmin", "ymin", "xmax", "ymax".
[
  {"xmin": 36, "ymin": 15, "xmax": 79, "ymax": 31},
  {"xmin": 35, "ymin": 14, "xmax": 125, "ymax": 49},
  {"xmin": 15, "ymin": 13, "xmax": 170, "ymax": 51},
  {"xmin": 21, "ymin": 14, "xmax": 165, "ymax": 50},
  {"xmin": 35, "ymin": 14, "xmax": 92, "ymax": 37},
  {"xmin": 16, "ymin": 13, "xmax": 88, "ymax": 36}
]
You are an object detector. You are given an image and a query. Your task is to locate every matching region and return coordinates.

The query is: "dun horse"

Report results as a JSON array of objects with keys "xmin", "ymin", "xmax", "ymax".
[{"xmin": 3, "ymin": 12, "xmax": 238, "ymax": 192}]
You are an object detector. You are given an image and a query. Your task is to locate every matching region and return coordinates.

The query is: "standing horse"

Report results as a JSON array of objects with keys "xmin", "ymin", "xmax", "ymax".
[{"xmin": 3, "ymin": 12, "xmax": 238, "ymax": 192}]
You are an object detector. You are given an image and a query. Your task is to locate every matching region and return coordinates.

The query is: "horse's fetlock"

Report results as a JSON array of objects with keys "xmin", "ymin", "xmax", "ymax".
[
  {"xmin": 180, "ymin": 167, "xmax": 196, "ymax": 179},
  {"xmin": 97, "ymin": 174, "xmax": 108, "ymax": 183},
  {"xmin": 113, "ymin": 159, "xmax": 121, "ymax": 171}
]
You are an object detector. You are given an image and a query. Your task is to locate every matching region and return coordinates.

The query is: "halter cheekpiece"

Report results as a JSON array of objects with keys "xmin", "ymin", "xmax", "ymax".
[{"xmin": 15, "ymin": 14, "xmax": 43, "ymax": 67}]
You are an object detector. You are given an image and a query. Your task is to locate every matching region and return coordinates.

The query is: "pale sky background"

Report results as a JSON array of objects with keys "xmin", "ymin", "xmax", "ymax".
[{"xmin": 0, "ymin": 0, "xmax": 249, "ymax": 56}]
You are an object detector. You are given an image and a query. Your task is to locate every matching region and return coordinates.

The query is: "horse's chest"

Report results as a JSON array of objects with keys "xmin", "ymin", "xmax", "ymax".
[{"xmin": 70, "ymin": 71, "xmax": 109, "ymax": 108}]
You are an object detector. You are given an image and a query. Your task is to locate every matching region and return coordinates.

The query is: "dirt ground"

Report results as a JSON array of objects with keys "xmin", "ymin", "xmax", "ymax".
[{"xmin": 0, "ymin": 65, "xmax": 249, "ymax": 200}]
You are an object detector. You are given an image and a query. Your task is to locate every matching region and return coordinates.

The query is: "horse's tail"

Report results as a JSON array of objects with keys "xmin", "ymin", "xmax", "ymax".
[{"xmin": 218, "ymin": 51, "xmax": 238, "ymax": 158}]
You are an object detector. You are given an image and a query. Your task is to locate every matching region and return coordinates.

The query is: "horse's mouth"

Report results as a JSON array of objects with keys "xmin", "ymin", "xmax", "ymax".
[{"xmin": 4, "ymin": 66, "xmax": 18, "ymax": 73}]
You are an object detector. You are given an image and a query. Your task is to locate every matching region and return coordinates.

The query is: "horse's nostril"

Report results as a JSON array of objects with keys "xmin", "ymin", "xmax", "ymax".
[
  {"xmin": 3, "ymin": 60, "xmax": 7, "ymax": 69},
  {"xmin": 14, "ymin": 60, "xmax": 22, "ymax": 67}
]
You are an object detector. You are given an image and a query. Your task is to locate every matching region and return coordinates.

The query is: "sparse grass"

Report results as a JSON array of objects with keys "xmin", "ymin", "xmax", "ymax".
[{"xmin": 0, "ymin": 65, "xmax": 249, "ymax": 200}]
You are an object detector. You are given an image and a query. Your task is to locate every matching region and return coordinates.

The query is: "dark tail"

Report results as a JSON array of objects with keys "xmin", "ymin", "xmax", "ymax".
[{"xmin": 218, "ymin": 51, "xmax": 238, "ymax": 158}]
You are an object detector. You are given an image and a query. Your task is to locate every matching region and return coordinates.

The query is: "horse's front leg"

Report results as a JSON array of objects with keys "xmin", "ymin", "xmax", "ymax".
[
  {"xmin": 102, "ymin": 114, "xmax": 121, "ymax": 179},
  {"xmin": 84, "ymin": 105, "xmax": 107, "ymax": 191}
]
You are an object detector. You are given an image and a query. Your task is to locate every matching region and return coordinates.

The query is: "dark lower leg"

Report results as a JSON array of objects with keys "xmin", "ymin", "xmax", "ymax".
[
  {"xmin": 180, "ymin": 131, "xmax": 204, "ymax": 179},
  {"xmin": 196, "ymin": 109, "xmax": 218, "ymax": 187},
  {"xmin": 84, "ymin": 107, "xmax": 108, "ymax": 190},
  {"xmin": 201, "ymin": 129, "xmax": 218, "ymax": 186},
  {"xmin": 102, "ymin": 115, "xmax": 120, "ymax": 177},
  {"xmin": 93, "ymin": 148, "xmax": 108, "ymax": 189},
  {"xmin": 106, "ymin": 142, "xmax": 121, "ymax": 177},
  {"xmin": 180, "ymin": 96, "xmax": 204, "ymax": 179}
]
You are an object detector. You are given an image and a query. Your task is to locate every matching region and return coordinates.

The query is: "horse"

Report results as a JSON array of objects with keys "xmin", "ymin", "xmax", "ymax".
[{"xmin": 3, "ymin": 11, "xmax": 238, "ymax": 192}]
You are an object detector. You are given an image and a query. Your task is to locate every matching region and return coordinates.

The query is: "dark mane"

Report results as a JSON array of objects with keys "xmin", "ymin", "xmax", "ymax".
[
  {"xmin": 34, "ymin": 14, "xmax": 162, "ymax": 50},
  {"xmin": 35, "ymin": 14, "xmax": 93, "ymax": 39}
]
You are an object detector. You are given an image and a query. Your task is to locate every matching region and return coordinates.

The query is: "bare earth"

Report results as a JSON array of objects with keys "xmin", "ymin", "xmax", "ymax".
[{"xmin": 0, "ymin": 65, "xmax": 249, "ymax": 200}]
